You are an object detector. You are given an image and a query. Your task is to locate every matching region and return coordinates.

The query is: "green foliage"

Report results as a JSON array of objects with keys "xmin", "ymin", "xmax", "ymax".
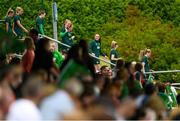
[
  {"xmin": 0, "ymin": 0, "xmax": 180, "ymax": 82},
  {"xmin": 129, "ymin": 0, "xmax": 180, "ymax": 26}
]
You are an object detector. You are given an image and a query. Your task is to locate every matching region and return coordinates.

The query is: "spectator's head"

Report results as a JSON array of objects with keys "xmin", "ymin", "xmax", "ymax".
[
  {"xmin": 116, "ymin": 59, "xmax": 125, "ymax": 69},
  {"xmin": 64, "ymin": 78, "xmax": 83, "ymax": 98},
  {"xmin": 156, "ymin": 82, "xmax": 166, "ymax": 93},
  {"xmin": 38, "ymin": 38, "xmax": 50, "ymax": 51},
  {"xmin": 144, "ymin": 83, "xmax": 157, "ymax": 96},
  {"xmin": 64, "ymin": 19, "xmax": 72, "ymax": 30},
  {"xmin": 100, "ymin": 65, "xmax": 111, "ymax": 78},
  {"xmin": 80, "ymin": 82, "xmax": 96, "ymax": 108},
  {"xmin": 6, "ymin": 8, "xmax": 14, "ymax": 17},
  {"xmin": 16, "ymin": 7, "xmax": 24, "ymax": 15},
  {"xmin": 144, "ymin": 95, "xmax": 166, "ymax": 120},
  {"xmin": 116, "ymin": 97, "xmax": 137, "ymax": 119},
  {"xmin": 111, "ymin": 40, "xmax": 118, "ymax": 49},
  {"xmin": 94, "ymin": 34, "xmax": 100, "ymax": 41},
  {"xmin": 39, "ymin": 10, "xmax": 46, "ymax": 18},
  {"xmin": 29, "ymin": 29, "xmax": 38, "ymax": 42},
  {"xmin": 22, "ymin": 74, "xmax": 45, "ymax": 104},
  {"xmin": 24, "ymin": 37, "xmax": 35, "ymax": 50},
  {"xmin": 49, "ymin": 42, "xmax": 56, "ymax": 52},
  {"xmin": 8, "ymin": 57, "xmax": 23, "ymax": 87},
  {"xmin": 125, "ymin": 61, "xmax": 135, "ymax": 75},
  {"xmin": 144, "ymin": 49, "xmax": 151, "ymax": 57},
  {"xmin": 135, "ymin": 62, "xmax": 142, "ymax": 72}
]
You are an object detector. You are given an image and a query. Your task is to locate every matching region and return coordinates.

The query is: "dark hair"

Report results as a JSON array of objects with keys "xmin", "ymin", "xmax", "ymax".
[
  {"xmin": 38, "ymin": 38, "xmax": 49, "ymax": 51},
  {"xmin": 22, "ymin": 74, "xmax": 44, "ymax": 97},
  {"xmin": 135, "ymin": 62, "xmax": 142, "ymax": 72},
  {"xmin": 0, "ymin": 65, "xmax": 12, "ymax": 83},
  {"xmin": 24, "ymin": 37, "xmax": 35, "ymax": 50},
  {"xmin": 100, "ymin": 65, "xmax": 108, "ymax": 71},
  {"xmin": 116, "ymin": 59, "xmax": 125, "ymax": 69},
  {"xmin": 144, "ymin": 83, "xmax": 156, "ymax": 95},
  {"xmin": 29, "ymin": 28, "xmax": 38, "ymax": 36},
  {"xmin": 39, "ymin": 10, "xmax": 46, "ymax": 15}
]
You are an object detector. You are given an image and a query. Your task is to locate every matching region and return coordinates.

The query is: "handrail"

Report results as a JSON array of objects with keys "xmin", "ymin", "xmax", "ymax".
[
  {"xmin": 145, "ymin": 70, "xmax": 180, "ymax": 74},
  {"xmin": 39, "ymin": 34, "xmax": 116, "ymax": 66}
]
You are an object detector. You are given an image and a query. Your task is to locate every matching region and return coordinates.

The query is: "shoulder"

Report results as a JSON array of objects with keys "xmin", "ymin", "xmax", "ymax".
[{"xmin": 14, "ymin": 15, "xmax": 20, "ymax": 20}]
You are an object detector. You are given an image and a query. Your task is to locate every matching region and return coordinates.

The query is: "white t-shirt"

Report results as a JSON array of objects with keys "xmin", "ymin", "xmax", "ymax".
[
  {"xmin": 6, "ymin": 99, "xmax": 42, "ymax": 121},
  {"xmin": 40, "ymin": 90, "xmax": 75, "ymax": 120}
]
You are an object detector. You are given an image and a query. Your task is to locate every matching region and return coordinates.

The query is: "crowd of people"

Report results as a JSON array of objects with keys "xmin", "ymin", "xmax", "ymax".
[{"xmin": 0, "ymin": 6, "xmax": 180, "ymax": 120}]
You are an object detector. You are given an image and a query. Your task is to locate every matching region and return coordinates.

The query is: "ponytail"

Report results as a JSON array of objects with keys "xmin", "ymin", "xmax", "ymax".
[{"xmin": 139, "ymin": 50, "xmax": 145, "ymax": 62}]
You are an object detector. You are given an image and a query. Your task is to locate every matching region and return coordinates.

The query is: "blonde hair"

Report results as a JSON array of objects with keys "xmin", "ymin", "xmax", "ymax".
[
  {"xmin": 64, "ymin": 19, "xmax": 71, "ymax": 25},
  {"xmin": 6, "ymin": 8, "xmax": 14, "ymax": 16},
  {"xmin": 111, "ymin": 40, "xmax": 117, "ymax": 48},
  {"xmin": 16, "ymin": 7, "xmax": 23, "ymax": 14},
  {"xmin": 139, "ymin": 48, "xmax": 151, "ymax": 61},
  {"xmin": 144, "ymin": 48, "xmax": 151, "ymax": 54}
]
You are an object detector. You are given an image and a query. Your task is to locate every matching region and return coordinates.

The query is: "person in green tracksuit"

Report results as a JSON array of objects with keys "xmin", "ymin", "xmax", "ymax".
[
  {"xmin": 5, "ymin": 8, "xmax": 15, "ymax": 35},
  {"xmin": 89, "ymin": 34, "xmax": 106, "ymax": 73},
  {"xmin": 50, "ymin": 42, "xmax": 64, "ymax": 68},
  {"xmin": 60, "ymin": 19, "xmax": 75, "ymax": 52},
  {"xmin": 110, "ymin": 40, "xmax": 120, "ymax": 68},
  {"xmin": 141, "ymin": 49, "xmax": 151, "ymax": 80},
  {"xmin": 36, "ymin": 10, "xmax": 46, "ymax": 35},
  {"xmin": 53, "ymin": 50, "xmax": 64, "ymax": 68},
  {"xmin": 14, "ymin": 7, "xmax": 28, "ymax": 38},
  {"xmin": 142, "ymin": 49, "xmax": 151, "ymax": 73}
]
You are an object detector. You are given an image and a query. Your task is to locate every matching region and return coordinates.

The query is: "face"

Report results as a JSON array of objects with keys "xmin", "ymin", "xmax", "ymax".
[
  {"xmin": 8, "ymin": 65, "xmax": 23, "ymax": 86},
  {"xmin": 29, "ymin": 33, "xmax": 38, "ymax": 42},
  {"xmin": 95, "ymin": 34, "xmax": 100, "ymax": 41},
  {"xmin": 50, "ymin": 42, "xmax": 56, "ymax": 52},
  {"xmin": 9, "ymin": 12, "xmax": 14, "ymax": 17},
  {"xmin": 65, "ymin": 22, "xmax": 72, "ymax": 29},
  {"xmin": 115, "ymin": 44, "xmax": 118, "ymax": 49},
  {"xmin": 41, "ymin": 13, "xmax": 46, "ymax": 18},
  {"xmin": 19, "ymin": 10, "xmax": 24, "ymax": 15},
  {"xmin": 147, "ymin": 52, "xmax": 151, "ymax": 57},
  {"xmin": 101, "ymin": 67, "xmax": 111, "ymax": 77}
]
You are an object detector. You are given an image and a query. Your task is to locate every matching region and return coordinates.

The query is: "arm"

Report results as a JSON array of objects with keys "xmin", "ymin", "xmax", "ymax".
[
  {"xmin": 89, "ymin": 41, "xmax": 94, "ymax": 54},
  {"xmin": 39, "ymin": 24, "xmax": 45, "ymax": 35},
  {"xmin": 142, "ymin": 62, "xmax": 145, "ymax": 73},
  {"xmin": 16, "ymin": 20, "xmax": 28, "ymax": 33},
  {"xmin": 12, "ymin": 23, "xmax": 17, "ymax": 36},
  {"xmin": 111, "ymin": 54, "xmax": 119, "ymax": 61},
  {"xmin": 60, "ymin": 31, "xmax": 67, "ymax": 38}
]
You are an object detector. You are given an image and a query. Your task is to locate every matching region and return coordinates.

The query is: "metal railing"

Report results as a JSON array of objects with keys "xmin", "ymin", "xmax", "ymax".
[
  {"xmin": 144, "ymin": 70, "xmax": 180, "ymax": 74},
  {"xmin": 39, "ymin": 34, "xmax": 116, "ymax": 66}
]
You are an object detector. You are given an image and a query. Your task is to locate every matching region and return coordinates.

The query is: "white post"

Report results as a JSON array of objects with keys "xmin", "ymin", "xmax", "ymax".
[{"xmin": 52, "ymin": 2, "xmax": 58, "ymax": 50}]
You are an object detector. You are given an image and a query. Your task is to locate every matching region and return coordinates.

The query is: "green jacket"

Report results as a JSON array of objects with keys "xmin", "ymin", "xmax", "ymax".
[
  {"xmin": 5, "ymin": 16, "xmax": 13, "ymax": 34},
  {"xmin": 14, "ymin": 15, "xmax": 23, "ymax": 37},
  {"xmin": 89, "ymin": 40, "xmax": 102, "ymax": 57},
  {"xmin": 142, "ymin": 55, "xmax": 150, "ymax": 72},
  {"xmin": 158, "ymin": 92, "xmax": 172, "ymax": 109},
  {"xmin": 36, "ymin": 16, "xmax": 45, "ymax": 35},
  {"xmin": 53, "ymin": 50, "xmax": 64, "ymax": 68},
  {"xmin": 60, "ymin": 26, "xmax": 73, "ymax": 51},
  {"xmin": 110, "ymin": 48, "xmax": 119, "ymax": 67}
]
